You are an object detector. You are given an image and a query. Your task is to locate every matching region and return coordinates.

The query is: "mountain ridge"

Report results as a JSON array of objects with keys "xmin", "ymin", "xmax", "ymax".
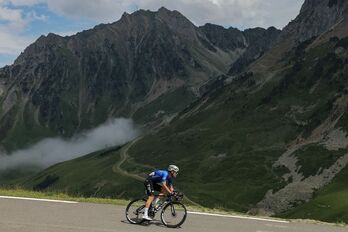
[
  {"xmin": 0, "ymin": 7, "xmax": 279, "ymax": 151},
  {"xmin": 279, "ymin": 0, "xmax": 348, "ymax": 44}
]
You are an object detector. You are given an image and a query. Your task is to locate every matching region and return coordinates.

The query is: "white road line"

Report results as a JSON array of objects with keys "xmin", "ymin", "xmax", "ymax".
[
  {"xmin": 187, "ymin": 211, "xmax": 289, "ymax": 224},
  {"xmin": 0, "ymin": 196, "xmax": 78, "ymax": 204}
]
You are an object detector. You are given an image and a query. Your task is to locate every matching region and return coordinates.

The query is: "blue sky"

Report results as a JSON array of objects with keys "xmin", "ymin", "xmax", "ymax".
[
  {"xmin": 0, "ymin": 1, "xmax": 97, "ymax": 67},
  {"xmin": 0, "ymin": 0, "xmax": 304, "ymax": 68}
]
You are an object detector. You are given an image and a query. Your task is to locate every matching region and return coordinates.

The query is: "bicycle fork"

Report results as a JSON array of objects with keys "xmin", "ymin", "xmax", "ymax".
[{"xmin": 170, "ymin": 204, "xmax": 177, "ymax": 217}]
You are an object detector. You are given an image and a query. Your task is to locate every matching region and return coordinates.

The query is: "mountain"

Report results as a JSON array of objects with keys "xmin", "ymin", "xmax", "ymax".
[
  {"xmin": 3, "ymin": 0, "xmax": 348, "ymax": 224},
  {"xmin": 251, "ymin": 0, "xmax": 348, "ymax": 74},
  {"xmin": 200, "ymin": 24, "xmax": 280, "ymax": 74},
  {"xmin": 280, "ymin": 0, "xmax": 348, "ymax": 44},
  {"xmin": 0, "ymin": 7, "xmax": 279, "ymax": 152}
]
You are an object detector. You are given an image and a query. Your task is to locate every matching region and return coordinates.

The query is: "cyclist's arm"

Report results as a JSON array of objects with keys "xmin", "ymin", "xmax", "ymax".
[
  {"xmin": 168, "ymin": 178, "xmax": 174, "ymax": 192},
  {"xmin": 162, "ymin": 182, "xmax": 173, "ymax": 194}
]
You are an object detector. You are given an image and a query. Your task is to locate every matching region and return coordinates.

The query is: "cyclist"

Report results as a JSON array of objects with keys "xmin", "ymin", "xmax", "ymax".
[{"xmin": 142, "ymin": 164, "xmax": 179, "ymax": 221}]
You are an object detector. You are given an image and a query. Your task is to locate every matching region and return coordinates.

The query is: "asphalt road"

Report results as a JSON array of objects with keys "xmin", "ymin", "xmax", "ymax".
[{"xmin": 0, "ymin": 197, "xmax": 347, "ymax": 232}]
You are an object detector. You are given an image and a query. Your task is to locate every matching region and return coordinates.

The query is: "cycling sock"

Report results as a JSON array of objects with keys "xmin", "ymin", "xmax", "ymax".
[{"xmin": 144, "ymin": 208, "xmax": 149, "ymax": 216}]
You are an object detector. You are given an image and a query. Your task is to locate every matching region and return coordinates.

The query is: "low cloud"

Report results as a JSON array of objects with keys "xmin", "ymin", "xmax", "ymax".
[{"xmin": 0, "ymin": 118, "xmax": 139, "ymax": 171}]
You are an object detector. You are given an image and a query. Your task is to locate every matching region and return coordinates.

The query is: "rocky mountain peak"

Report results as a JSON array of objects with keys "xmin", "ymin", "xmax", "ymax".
[
  {"xmin": 280, "ymin": 0, "xmax": 348, "ymax": 44},
  {"xmin": 156, "ymin": 6, "xmax": 185, "ymax": 19},
  {"xmin": 155, "ymin": 7, "xmax": 198, "ymax": 41},
  {"xmin": 119, "ymin": 7, "xmax": 191, "ymax": 25},
  {"xmin": 158, "ymin": 6, "xmax": 173, "ymax": 14},
  {"xmin": 116, "ymin": 7, "xmax": 197, "ymax": 42}
]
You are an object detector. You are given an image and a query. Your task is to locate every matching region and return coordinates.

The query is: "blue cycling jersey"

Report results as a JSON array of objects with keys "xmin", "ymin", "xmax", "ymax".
[{"xmin": 149, "ymin": 170, "xmax": 173, "ymax": 186}]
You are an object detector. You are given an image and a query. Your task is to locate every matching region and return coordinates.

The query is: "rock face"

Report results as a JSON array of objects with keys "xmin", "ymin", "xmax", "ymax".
[
  {"xmin": 280, "ymin": 0, "xmax": 348, "ymax": 44},
  {"xmin": 230, "ymin": 27, "xmax": 280, "ymax": 74},
  {"xmin": 200, "ymin": 24, "xmax": 280, "ymax": 74},
  {"xmin": 250, "ymin": 0, "xmax": 348, "ymax": 76},
  {"xmin": 0, "ymin": 8, "xmax": 280, "ymax": 150}
]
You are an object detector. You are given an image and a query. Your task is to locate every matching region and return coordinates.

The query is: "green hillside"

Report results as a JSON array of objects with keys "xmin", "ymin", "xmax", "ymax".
[
  {"xmin": 124, "ymin": 37, "xmax": 348, "ymax": 213},
  {"xmin": 15, "ymin": 146, "xmax": 143, "ymax": 199}
]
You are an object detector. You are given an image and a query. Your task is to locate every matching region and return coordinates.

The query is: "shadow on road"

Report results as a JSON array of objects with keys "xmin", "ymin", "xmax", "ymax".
[{"xmin": 121, "ymin": 219, "xmax": 180, "ymax": 229}]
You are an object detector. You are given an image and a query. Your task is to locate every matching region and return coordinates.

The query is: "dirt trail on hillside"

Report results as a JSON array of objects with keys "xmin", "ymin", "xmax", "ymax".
[
  {"xmin": 112, "ymin": 137, "xmax": 147, "ymax": 182},
  {"xmin": 253, "ymin": 95, "xmax": 348, "ymax": 215},
  {"xmin": 112, "ymin": 137, "xmax": 201, "ymax": 207}
]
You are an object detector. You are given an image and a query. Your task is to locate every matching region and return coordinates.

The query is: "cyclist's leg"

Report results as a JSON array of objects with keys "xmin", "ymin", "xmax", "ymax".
[
  {"xmin": 143, "ymin": 178, "xmax": 155, "ymax": 220},
  {"xmin": 153, "ymin": 184, "xmax": 164, "ymax": 205}
]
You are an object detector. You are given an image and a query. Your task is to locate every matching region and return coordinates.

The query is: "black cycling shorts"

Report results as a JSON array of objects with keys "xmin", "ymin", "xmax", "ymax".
[{"xmin": 144, "ymin": 178, "xmax": 162, "ymax": 196}]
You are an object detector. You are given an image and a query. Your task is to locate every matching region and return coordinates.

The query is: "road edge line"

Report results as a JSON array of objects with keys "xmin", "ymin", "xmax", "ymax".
[
  {"xmin": 187, "ymin": 211, "xmax": 289, "ymax": 224},
  {"xmin": 0, "ymin": 196, "xmax": 78, "ymax": 204}
]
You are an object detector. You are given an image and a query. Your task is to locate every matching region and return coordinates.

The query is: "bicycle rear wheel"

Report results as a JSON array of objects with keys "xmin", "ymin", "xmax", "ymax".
[
  {"xmin": 125, "ymin": 199, "xmax": 146, "ymax": 224},
  {"xmin": 160, "ymin": 202, "xmax": 187, "ymax": 228}
]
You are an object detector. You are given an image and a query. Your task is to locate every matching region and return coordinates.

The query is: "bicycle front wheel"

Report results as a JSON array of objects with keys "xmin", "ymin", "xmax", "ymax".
[
  {"xmin": 125, "ymin": 199, "xmax": 146, "ymax": 224},
  {"xmin": 160, "ymin": 202, "xmax": 187, "ymax": 228}
]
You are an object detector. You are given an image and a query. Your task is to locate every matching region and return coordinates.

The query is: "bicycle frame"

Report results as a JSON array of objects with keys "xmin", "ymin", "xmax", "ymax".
[{"xmin": 149, "ymin": 195, "xmax": 172, "ymax": 215}]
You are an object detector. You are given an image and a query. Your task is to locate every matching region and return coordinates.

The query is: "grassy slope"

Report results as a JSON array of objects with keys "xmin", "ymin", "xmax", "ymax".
[
  {"xmin": 133, "ymin": 86, "xmax": 197, "ymax": 124},
  {"xmin": 280, "ymin": 96, "xmax": 348, "ymax": 222},
  {"xmin": 13, "ymin": 147, "xmax": 144, "ymax": 200},
  {"xmin": 294, "ymin": 145, "xmax": 348, "ymax": 178},
  {"xmin": 130, "ymin": 37, "xmax": 346, "ymax": 211},
  {"xmin": 0, "ymin": 188, "xmax": 130, "ymax": 205},
  {"xmin": 126, "ymin": 37, "xmax": 348, "ymax": 213},
  {"xmin": 128, "ymin": 89, "xmax": 295, "ymax": 211}
]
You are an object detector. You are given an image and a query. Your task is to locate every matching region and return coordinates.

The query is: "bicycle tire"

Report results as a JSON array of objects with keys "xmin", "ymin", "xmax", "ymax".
[
  {"xmin": 160, "ymin": 202, "xmax": 187, "ymax": 228},
  {"xmin": 125, "ymin": 198, "xmax": 146, "ymax": 224}
]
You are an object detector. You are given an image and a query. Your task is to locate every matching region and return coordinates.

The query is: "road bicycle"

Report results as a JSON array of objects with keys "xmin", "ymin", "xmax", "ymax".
[{"xmin": 125, "ymin": 191, "xmax": 187, "ymax": 228}]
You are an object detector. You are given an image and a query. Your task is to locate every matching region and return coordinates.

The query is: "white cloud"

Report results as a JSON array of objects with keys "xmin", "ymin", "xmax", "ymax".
[
  {"xmin": 0, "ymin": 0, "xmax": 305, "ymax": 29},
  {"xmin": 137, "ymin": 0, "xmax": 304, "ymax": 29},
  {"xmin": 0, "ymin": 28, "xmax": 34, "ymax": 55},
  {"xmin": 0, "ymin": 118, "xmax": 140, "ymax": 170},
  {"xmin": 54, "ymin": 30, "xmax": 79, "ymax": 37},
  {"xmin": 0, "ymin": 0, "xmax": 46, "ymax": 62},
  {"xmin": 43, "ymin": 0, "xmax": 304, "ymax": 29},
  {"xmin": 0, "ymin": 5, "xmax": 26, "ymax": 30},
  {"xmin": 26, "ymin": 10, "xmax": 48, "ymax": 21},
  {"xmin": 1, "ymin": 0, "xmax": 44, "ymax": 6},
  {"xmin": 46, "ymin": 0, "xmax": 129, "ymax": 22}
]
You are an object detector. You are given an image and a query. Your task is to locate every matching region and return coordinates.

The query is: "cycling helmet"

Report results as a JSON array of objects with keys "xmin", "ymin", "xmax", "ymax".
[{"xmin": 168, "ymin": 164, "xmax": 179, "ymax": 173}]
